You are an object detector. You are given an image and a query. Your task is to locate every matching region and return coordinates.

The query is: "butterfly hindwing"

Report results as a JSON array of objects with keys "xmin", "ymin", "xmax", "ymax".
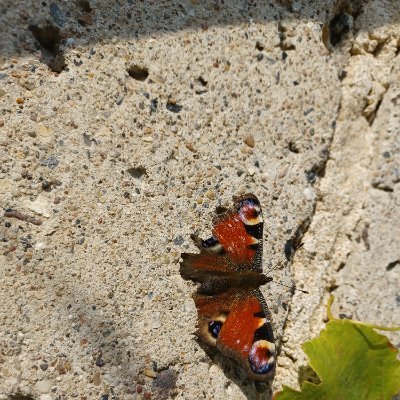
[{"xmin": 194, "ymin": 289, "xmax": 275, "ymax": 381}]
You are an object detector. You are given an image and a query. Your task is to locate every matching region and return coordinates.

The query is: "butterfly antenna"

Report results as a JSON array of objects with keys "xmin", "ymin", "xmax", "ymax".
[
  {"xmin": 264, "ymin": 258, "xmax": 308, "ymax": 294},
  {"xmin": 271, "ymin": 280, "xmax": 309, "ymax": 294},
  {"xmin": 264, "ymin": 264, "xmax": 280, "ymax": 277}
]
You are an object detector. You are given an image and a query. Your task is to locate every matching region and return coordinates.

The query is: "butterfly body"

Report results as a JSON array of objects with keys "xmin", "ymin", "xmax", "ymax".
[{"xmin": 180, "ymin": 194, "xmax": 276, "ymax": 381}]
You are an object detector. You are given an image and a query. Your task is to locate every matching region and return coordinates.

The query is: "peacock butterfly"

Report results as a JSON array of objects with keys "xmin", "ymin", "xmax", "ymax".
[{"xmin": 180, "ymin": 193, "xmax": 276, "ymax": 381}]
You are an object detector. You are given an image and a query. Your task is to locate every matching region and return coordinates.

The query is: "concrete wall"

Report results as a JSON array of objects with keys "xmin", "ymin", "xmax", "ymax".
[{"xmin": 0, "ymin": 1, "xmax": 399, "ymax": 399}]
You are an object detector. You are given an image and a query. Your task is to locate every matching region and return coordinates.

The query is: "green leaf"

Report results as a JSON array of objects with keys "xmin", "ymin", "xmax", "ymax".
[{"xmin": 274, "ymin": 298, "xmax": 400, "ymax": 400}]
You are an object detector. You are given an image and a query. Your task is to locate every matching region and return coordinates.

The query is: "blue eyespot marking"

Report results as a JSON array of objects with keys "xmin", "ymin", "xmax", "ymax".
[
  {"xmin": 208, "ymin": 320, "xmax": 223, "ymax": 338},
  {"xmin": 202, "ymin": 236, "xmax": 219, "ymax": 248},
  {"xmin": 250, "ymin": 359, "xmax": 274, "ymax": 374}
]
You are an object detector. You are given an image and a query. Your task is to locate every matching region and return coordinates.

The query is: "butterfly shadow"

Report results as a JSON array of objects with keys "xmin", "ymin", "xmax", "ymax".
[{"xmin": 197, "ymin": 340, "xmax": 274, "ymax": 400}]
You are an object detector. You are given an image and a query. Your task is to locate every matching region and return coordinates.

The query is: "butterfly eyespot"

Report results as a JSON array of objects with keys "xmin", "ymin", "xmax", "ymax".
[
  {"xmin": 248, "ymin": 340, "xmax": 275, "ymax": 375},
  {"xmin": 238, "ymin": 199, "xmax": 262, "ymax": 226},
  {"xmin": 208, "ymin": 320, "xmax": 223, "ymax": 338}
]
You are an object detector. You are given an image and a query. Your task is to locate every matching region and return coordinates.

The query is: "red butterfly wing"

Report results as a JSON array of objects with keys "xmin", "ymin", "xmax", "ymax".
[
  {"xmin": 194, "ymin": 289, "xmax": 275, "ymax": 381},
  {"xmin": 212, "ymin": 194, "xmax": 263, "ymax": 266},
  {"xmin": 180, "ymin": 194, "xmax": 264, "ymax": 282}
]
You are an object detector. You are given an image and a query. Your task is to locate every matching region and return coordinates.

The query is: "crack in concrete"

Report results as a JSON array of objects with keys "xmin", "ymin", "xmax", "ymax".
[{"xmin": 281, "ymin": 17, "xmax": 398, "ymax": 346}]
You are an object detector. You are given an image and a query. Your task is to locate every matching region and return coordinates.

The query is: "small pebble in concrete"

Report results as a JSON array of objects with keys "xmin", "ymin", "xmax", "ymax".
[
  {"xmin": 40, "ymin": 362, "xmax": 49, "ymax": 371},
  {"xmin": 244, "ymin": 134, "xmax": 255, "ymax": 148},
  {"xmin": 173, "ymin": 236, "xmax": 184, "ymax": 246},
  {"xmin": 36, "ymin": 379, "xmax": 53, "ymax": 394},
  {"xmin": 95, "ymin": 358, "xmax": 105, "ymax": 367}
]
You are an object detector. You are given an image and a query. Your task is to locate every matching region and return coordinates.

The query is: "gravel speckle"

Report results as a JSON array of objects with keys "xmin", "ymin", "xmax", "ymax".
[
  {"xmin": 40, "ymin": 362, "xmax": 49, "ymax": 371},
  {"xmin": 95, "ymin": 358, "xmax": 105, "ymax": 367},
  {"xmin": 173, "ymin": 236, "xmax": 184, "ymax": 246},
  {"xmin": 40, "ymin": 156, "xmax": 59, "ymax": 169},
  {"xmin": 166, "ymin": 101, "xmax": 182, "ymax": 113},
  {"xmin": 50, "ymin": 2, "xmax": 66, "ymax": 26},
  {"xmin": 36, "ymin": 380, "xmax": 53, "ymax": 394}
]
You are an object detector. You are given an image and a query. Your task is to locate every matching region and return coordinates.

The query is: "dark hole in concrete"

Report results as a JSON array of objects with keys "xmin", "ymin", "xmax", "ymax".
[
  {"xmin": 10, "ymin": 395, "xmax": 34, "ymax": 400},
  {"xmin": 127, "ymin": 65, "xmax": 149, "ymax": 81},
  {"xmin": 75, "ymin": 0, "xmax": 92, "ymax": 12},
  {"xmin": 288, "ymin": 141, "xmax": 300, "ymax": 154},
  {"xmin": 166, "ymin": 101, "xmax": 182, "ymax": 113},
  {"xmin": 386, "ymin": 260, "xmax": 400, "ymax": 271},
  {"xmin": 29, "ymin": 19, "xmax": 66, "ymax": 72},
  {"xmin": 29, "ymin": 20, "xmax": 61, "ymax": 52},
  {"xmin": 127, "ymin": 166, "xmax": 147, "ymax": 179},
  {"xmin": 198, "ymin": 76, "xmax": 208, "ymax": 86},
  {"xmin": 338, "ymin": 70, "xmax": 347, "ymax": 80},
  {"xmin": 255, "ymin": 41, "xmax": 264, "ymax": 51},
  {"xmin": 329, "ymin": 13, "xmax": 350, "ymax": 46},
  {"xmin": 372, "ymin": 41, "xmax": 385, "ymax": 58}
]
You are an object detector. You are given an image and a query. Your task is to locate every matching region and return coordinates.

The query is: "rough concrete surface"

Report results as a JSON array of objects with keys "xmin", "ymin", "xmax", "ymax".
[{"xmin": 0, "ymin": 1, "xmax": 399, "ymax": 399}]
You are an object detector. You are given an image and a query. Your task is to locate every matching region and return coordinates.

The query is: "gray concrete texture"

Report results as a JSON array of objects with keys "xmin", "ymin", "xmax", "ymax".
[{"xmin": 0, "ymin": 0, "xmax": 399, "ymax": 399}]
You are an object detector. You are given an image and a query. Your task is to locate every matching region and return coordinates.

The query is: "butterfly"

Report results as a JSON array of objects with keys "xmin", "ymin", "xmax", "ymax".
[{"xmin": 180, "ymin": 193, "xmax": 275, "ymax": 381}]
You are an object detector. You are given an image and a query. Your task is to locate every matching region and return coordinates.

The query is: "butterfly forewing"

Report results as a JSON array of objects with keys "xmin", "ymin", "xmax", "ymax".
[{"xmin": 180, "ymin": 194, "xmax": 264, "ymax": 281}]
